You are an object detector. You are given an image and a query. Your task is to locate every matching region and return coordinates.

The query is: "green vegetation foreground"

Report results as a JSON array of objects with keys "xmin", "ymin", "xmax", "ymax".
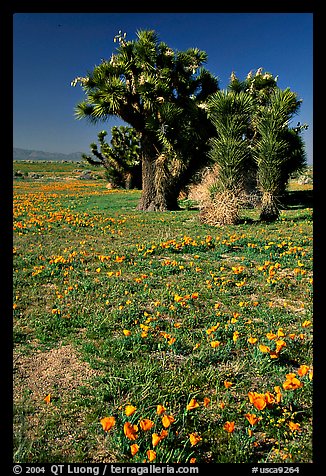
[{"xmin": 13, "ymin": 174, "xmax": 313, "ymax": 464}]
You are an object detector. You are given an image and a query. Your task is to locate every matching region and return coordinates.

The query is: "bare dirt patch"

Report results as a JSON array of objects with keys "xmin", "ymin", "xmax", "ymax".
[
  {"xmin": 14, "ymin": 343, "xmax": 101, "ymax": 403},
  {"xmin": 13, "ymin": 342, "xmax": 108, "ymax": 462}
]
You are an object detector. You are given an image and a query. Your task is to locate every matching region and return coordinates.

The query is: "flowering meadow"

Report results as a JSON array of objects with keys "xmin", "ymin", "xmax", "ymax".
[{"xmin": 13, "ymin": 166, "xmax": 313, "ymax": 464}]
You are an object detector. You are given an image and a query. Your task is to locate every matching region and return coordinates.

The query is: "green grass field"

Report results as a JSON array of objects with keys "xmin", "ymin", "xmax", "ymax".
[{"xmin": 13, "ymin": 163, "xmax": 313, "ymax": 464}]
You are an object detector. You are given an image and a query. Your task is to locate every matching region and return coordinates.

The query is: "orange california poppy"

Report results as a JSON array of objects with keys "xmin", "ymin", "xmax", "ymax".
[
  {"xmin": 264, "ymin": 391, "xmax": 275, "ymax": 405},
  {"xmin": 139, "ymin": 419, "xmax": 154, "ymax": 431},
  {"xmin": 245, "ymin": 413, "xmax": 260, "ymax": 426},
  {"xmin": 124, "ymin": 422, "xmax": 138, "ymax": 440},
  {"xmin": 275, "ymin": 340, "xmax": 286, "ymax": 353},
  {"xmin": 248, "ymin": 392, "xmax": 267, "ymax": 411},
  {"xmin": 187, "ymin": 398, "xmax": 200, "ymax": 411},
  {"xmin": 123, "ymin": 329, "xmax": 131, "ymax": 336},
  {"xmin": 162, "ymin": 414, "xmax": 175, "ymax": 428},
  {"xmin": 147, "ymin": 450, "xmax": 156, "ymax": 462},
  {"xmin": 288, "ymin": 421, "xmax": 301, "ymax": 432},
  {"xmin": 282, "ymin": 373, "xmax": 302, "ymax": 390},
  {"xmin": 259, "ymin": 344, "xmax": 270, "ymax": 353},
  {"xmin": 203, "ymin": 397, "xmax": 210, "ymax": 407},
  {"xmin": 125, "ymin": 405, "xmax": 137, "ymax": 416},
  {"xmin": 160, "ymin": 429, "xmax": 168, "ymax": 439},
  {"xmin": 44, "ymin": 394, "xmax": 51, "ymax": 404},
  {"xmin": 253, "ymin": 395, "xmax": 267, "ymax": 411},
  {"xmin": 130, "ymin": 444, "xmax": 139, "ymax": 456},
  {"xmin": 100, "ymin": 416, "xmax": 116, "ymax": 432},
  {"xmin": 266, "ymin": 332, "xmax": 277, "ymax": 340},
  {"xmin": 233, "ymin": 331, "xmax": 240, "ymax": 342},
  {"xmin": 211, "ymin": 340, "xmax": 220, "ymax": 348},
  {"xmin": 152, "ymin": 433, "xmax": 162, "ymax": 447},
  {"xmin": 156, "ymin": 404, "xmax": 166, "ymax": 415},
  {"xmin": 297, "ymin": 364, "xmax": 310, "ymax": 376},
  {"xmin": 248, "ymin": 336, "xmax": 258, "ymax": 344},
  {"xmin": 274, "ymin": 389, "xmax": 282, "ymax": 404},
  {"xmin": 224, "ymin": 380, "xmax": 232, "ymax": 388},
  {"xmin": 223, "ymin": 421, "xmax": 235, "ymax": 433},
  {"xmin": 247, "ymin": 391, "xmax": 256, "ymax": 404},
  {"xmin": 189, "ymin": 432, "xmax": 202, "ymax": 446}
]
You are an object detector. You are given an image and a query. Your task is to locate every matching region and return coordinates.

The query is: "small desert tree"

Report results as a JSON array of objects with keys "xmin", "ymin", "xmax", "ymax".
[
  {"xmin": 202, "ymin": 90, "xmax": 254, "ymax": 225},
  {"xmin": 202, "ymin": 69, "xmax": 307, "ymax": 224},
  {"xmin": 82, "ymin": 126, "xmax": 141, "ymax": 189},
  {"xmin": 253, "ymin": 88, "xmax": 307, "ymax": 221}
]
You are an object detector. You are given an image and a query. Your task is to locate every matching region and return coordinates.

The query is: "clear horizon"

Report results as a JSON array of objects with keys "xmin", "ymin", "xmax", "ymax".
[{"xmin": 13, "ymin": 13, "xmax": 313, "ymax": 164}]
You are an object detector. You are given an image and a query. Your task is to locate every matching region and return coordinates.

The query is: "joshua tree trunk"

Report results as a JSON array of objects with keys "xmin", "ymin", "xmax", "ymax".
[
  {"xmin": 136, "ymin": 141, "xmax": 180, "ymax": 211},
  {"xmin": 259, "ymin": 191, "xmax": 280, "ymax": 222},
  {"xmin": 136, "ymin": 156, "xmax": 179, "ymax": 211}
]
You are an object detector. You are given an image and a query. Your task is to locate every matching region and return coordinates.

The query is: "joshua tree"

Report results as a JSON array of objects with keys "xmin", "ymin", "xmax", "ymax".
[
  {"xmin": 202, "ymin": 89, "xmax": 254, "ymax": 224},
  {"xmin": 253, "ymin": 88, "xmax": 307, "ymax": 221},
  {"xmin": 72, "ymin": 29, "xmax": 218, "ymax": 211},
  {"xmin": 204, "ymin": 69, "xmax": 307, "ymax": 224},
  {"xmin": 82, "ymin": 126, "xmax": 141, "ymax": 189}
]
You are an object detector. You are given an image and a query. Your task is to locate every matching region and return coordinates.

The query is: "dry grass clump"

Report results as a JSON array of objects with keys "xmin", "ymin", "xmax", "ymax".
[
  {"xmin": 199, "ymin": 189, "xmax": 242, "ymax": 225},
  {"xmin": 189, "ymin": 165, "xmax": 259, "ymax": 225}
]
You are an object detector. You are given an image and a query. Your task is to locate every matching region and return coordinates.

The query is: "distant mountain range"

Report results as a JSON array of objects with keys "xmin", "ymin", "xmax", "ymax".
[{"xmin": 13, "ymin": 147, "xmax": 84, "ymax": 162}]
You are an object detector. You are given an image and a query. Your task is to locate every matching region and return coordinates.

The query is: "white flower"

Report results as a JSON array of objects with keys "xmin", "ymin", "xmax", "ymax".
[{"xmin": 230, "ymin": 71, "xmax": 237, "ymax": 82}]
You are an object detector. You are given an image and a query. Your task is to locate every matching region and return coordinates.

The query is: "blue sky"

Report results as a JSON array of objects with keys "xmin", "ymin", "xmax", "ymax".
[{"xmin": 13, "ymin": 12, "xmax": 313, "ymax": 163}]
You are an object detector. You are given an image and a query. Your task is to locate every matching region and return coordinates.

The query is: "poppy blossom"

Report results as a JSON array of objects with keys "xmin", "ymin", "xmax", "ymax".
[
  {"xmin": 203, "ymin": 397, "xmax": 210, "ymax": 407},
  {"xmin": 147, "ymin": 450, "xmax": 156, "ymax": 462},
  {"xmin": 275, "ymin": 340, "xmax": 286, "ymax": 353},
  {"xmin": 189, "ymin": 432, "xmax": 202, "ymax": 446},
  {"xmin": 124, "ymin": 422, "xmax": 138, "ymax": 440},
  {"xmin": 253, "ymin": 396, "xmax": 266, "ymax": 411},
  {"xmin": 248, "ymin": 392, "xmax": 267, "ymax": 411},
  {"xmin": 264, "ymin": 392, "xmax": 275, "ymax": 405},
  {"xmin": 130, "ymin": 444, "xmax": 139, "ymax": 456},
  {"xmin": 211, "ymin": 340, "xmax": 220, "ymax": 348},
  {"xmin": 259, "ymin": 344, "xmax": 270, "ymax": 353},
  {"xmin": 302, "ymin": 320, "xmax": 312, "ymax": 328},
  {"xmin": 282, "ymin": 374, "xmax": 302, "ymax": 390},
  {"xmin": 288, "ymin": 421, "xmax": 301, "ymax": 432},
  {"xmin": 44, "ymin": 394, "xmax": 51, "ymax": 404},
  {"xmin": 160, "ymin": 429, "xmax": 168, "ymax": 439},
  {"xmin": 162, "ymin": 414, "xmax": 175, "ymax": 428},
  {"xmin": 123, "ymin": 329, "xmax": 131, "ymax": 336},
  {"xmin": 248, "ymin": 336, "xmax": 258, "ymax": 344},
  {"xmin": 125, "ymin": 405, "xmax": 137, "ymax": 416},
  {"xmin": 100, "ymin": 416, "xmax": 116, "ymax": 432},
  {"xmin": 224, "ymin": 380, "xmax": 232, "ymax": 389},
  {"xmin": 187, "ymin": 398, "xmax": 200, "ymax": 411},
  {"xmin": 156, "ymin": 404, "xmax": 166, "ymax": 415},
  {"xmin": 139, "ymin": 419, "xmax": 154, "ymax": 431},
  {"xmin": 266, "ymin": 332, "xmax": 277, "ymax": 340},
  {"xmin": 245, "ymin": 413, "xmax": 260, "ymax": 426},
  {"xmin": 233, "ymin": 331, "xmax": 240, "ymax": 342},
  {"xmin": 297, "ymin": 365, "xmax": 310, "ymax": 376},
  {"xmin": 152, "ymin": 433, "xmax": 161, "ymax": 447},
  {"xmin": 223, "ymin": 421, "xmax": 235, "ymax": 433}
]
